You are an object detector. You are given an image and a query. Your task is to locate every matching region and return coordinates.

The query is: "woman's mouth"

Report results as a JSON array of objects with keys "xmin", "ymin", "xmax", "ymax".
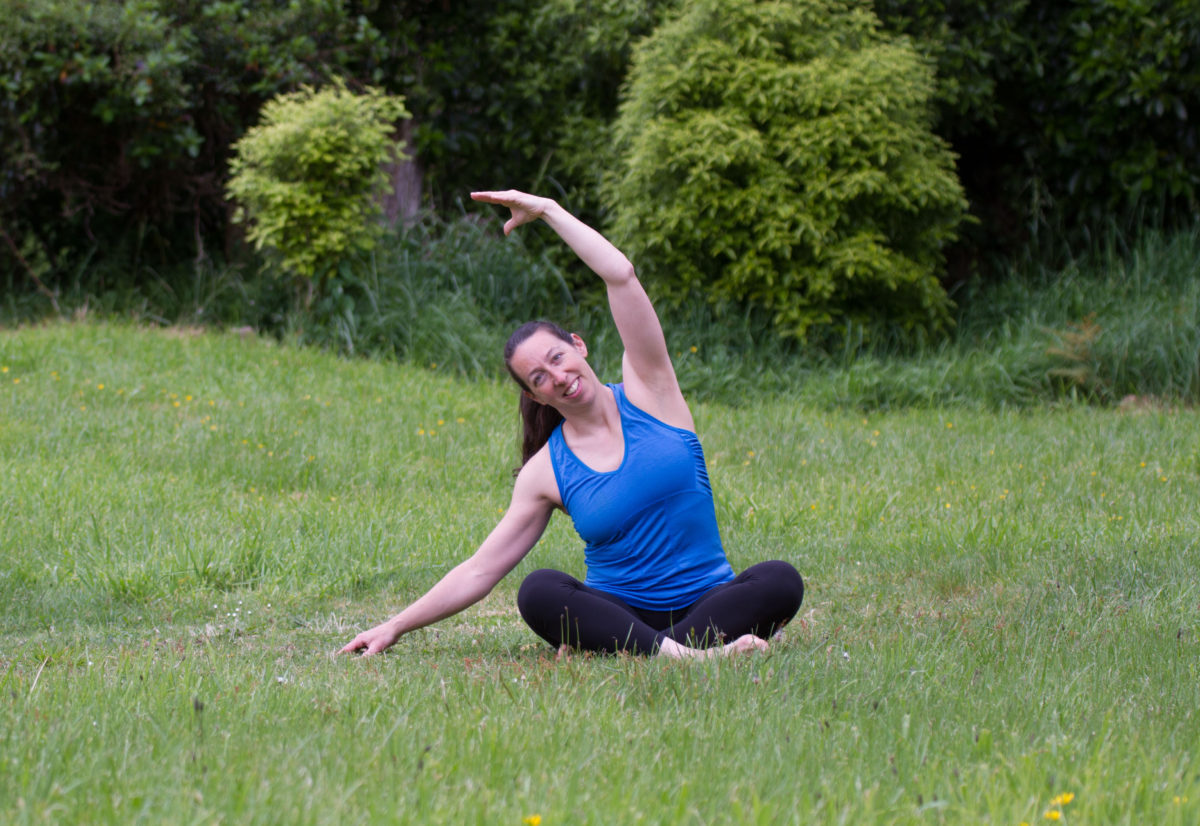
[{"xmin": 564, "ymin": 377, "xmax": 581, "ymax": 398}]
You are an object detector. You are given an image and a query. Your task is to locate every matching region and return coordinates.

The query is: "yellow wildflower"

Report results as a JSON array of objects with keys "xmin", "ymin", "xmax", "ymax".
[
  {"xmin": 523, "ymin": 817, "xmax": 542, "ymax": 826},
  {"xmin": 1043, "ymin": 811, "xmax": 1060, "ymax": 821},
  {"xmin": 1051, "ymin": 793, "xmax": 1074, "ymax": 807}
]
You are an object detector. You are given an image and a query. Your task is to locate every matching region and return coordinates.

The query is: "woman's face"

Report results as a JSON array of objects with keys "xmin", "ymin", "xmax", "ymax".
[{"xmin": 508, "ymin": 328, "xmax": 596, "ymax": 410}]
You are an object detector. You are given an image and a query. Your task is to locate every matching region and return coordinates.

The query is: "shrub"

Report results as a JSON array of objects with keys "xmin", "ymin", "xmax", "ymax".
[
  {"xmin": 1031, "ymin": 0, "xmax": 1200, "ymax": 225},
  {"xmin": 362, "ymin": 0, "xmax": 670, "ymax": 275},
  {"xmin": 604, "ymin": 0, "xmax": 969, "ymax": 341},
  {"xmin": 226, "ymin": 80, "xmax": 410, "ymax": 305},
  {"xmin": 476, "ymin": 0, "xmax": 671, "ymax": 222}
]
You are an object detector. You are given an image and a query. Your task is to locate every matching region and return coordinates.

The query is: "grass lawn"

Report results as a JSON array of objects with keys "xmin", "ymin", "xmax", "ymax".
[{"xmin": 2, "ymin": 322, "xmax": 1198, "ymax": 825}]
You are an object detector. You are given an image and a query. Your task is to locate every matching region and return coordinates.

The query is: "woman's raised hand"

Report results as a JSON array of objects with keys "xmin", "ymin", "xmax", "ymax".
[{"xmin": 470, "ymin": 190, "xmax": 555, "ymax": 236}]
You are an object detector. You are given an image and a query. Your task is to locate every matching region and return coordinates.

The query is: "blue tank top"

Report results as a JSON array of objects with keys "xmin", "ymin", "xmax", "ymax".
[{"xmin": 547, "ymin": 384, "xmax": 735, "ymax": 610}]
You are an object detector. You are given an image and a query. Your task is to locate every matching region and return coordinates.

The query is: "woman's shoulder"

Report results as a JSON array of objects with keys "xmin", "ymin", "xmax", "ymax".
[
  {"xmin": 515, "ymin": 442, "xmax": 564, "ymax": 509},
  {"xmin": 615, "ymin": 375, "xmax": 695, "ymax": 433}
]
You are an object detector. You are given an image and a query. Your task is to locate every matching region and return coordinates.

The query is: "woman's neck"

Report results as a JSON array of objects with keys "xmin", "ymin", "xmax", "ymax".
[{"xmin": 560, "ymin": 385, "xmax": 624, "ymax": 472}]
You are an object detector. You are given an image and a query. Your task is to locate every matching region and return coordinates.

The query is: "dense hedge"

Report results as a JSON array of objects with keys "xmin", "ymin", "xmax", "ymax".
[
  {"xmin": 874, "ymin": 0, "xmax": 1200, "ymax": 257},
  {"xmin": 369, "ymin": 0, "xmax": 670, "ymax": 243},
  {"xmin": 0, "ymin": 0, "xmax": 384, "ymax": 290}
]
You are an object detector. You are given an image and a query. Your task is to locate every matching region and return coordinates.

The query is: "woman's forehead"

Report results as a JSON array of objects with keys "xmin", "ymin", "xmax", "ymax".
[{"xmin": 513, "ymin": 329, "xmax": 572, "ymax": 360}]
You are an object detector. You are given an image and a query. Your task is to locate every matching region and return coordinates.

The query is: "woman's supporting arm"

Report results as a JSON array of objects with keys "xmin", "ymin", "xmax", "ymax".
[{"xmin": 339, "ymin": 453, "xmax": 557, "ymax": 656}]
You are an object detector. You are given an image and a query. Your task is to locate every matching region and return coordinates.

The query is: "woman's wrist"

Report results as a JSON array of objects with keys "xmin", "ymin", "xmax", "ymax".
[{"xmin": 537, "ymin": 198, "xmax": 565, "ymax": 227}]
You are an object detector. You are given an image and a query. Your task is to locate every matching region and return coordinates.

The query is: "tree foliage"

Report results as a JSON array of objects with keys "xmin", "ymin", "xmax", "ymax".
[
  {"xmin": 605, "ymin": 0, "xmax": 969, "ymax": 340},
  {"xmin": 360, "ymin": 0, "xmax": 669, "ymax": 227},
  {"xmin": 3, "ymin": 0, "xmax": 1197, "ymax": 322}
]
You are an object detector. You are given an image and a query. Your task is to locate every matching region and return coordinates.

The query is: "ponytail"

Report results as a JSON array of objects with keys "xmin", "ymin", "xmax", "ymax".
[{"xmin": 515, "ymin": 393, "xmax": 564, "ymax": 473}]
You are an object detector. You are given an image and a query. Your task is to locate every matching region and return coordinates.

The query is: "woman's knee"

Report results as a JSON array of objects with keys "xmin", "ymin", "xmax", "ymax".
[
  {"xmin": 516, "ymin": 568, "xmax": 576, "ymax": 617},
  {"xmin": 743, "ymin": 559, "xmax": 804, "ymax": 612}
]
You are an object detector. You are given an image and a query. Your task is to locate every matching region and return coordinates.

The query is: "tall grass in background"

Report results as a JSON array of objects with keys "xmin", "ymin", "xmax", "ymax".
[
  {"xmin": 671, "ymin": 220, "xmax": 1200, "ymax": 408},
  {"xmin": 3, "ymin": 215, "xmax": 1197, "ymax": 409},
  {"xmin": 957, "ymin": 223, "xmax": 1200, "ymax": 403}
]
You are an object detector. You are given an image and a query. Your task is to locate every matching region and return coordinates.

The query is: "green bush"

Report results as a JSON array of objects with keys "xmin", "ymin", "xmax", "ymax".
[
  {"xmin": 1032, "ymin": 0, "xmax": 1200, "ymax": 224},
  {"xmin": 362, "ymin": 0, "xmax": 669, "ymax": 256},
  {"xmin": 604, "ymin": 0, "xmax": 969, "ymax": 341},
  {"xmin": 226, "ymin": 80, "xmax": 410, "ymax": 304}
]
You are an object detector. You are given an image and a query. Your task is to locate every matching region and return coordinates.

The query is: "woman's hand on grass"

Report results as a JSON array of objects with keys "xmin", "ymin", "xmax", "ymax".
[{"xmin": 339, "ymin": 620, "xmax": 402, "ymax": 657}]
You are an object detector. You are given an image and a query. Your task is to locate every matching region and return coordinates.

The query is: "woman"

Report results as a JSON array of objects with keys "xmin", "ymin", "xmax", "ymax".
[{"xmin": 340, "ymin": 190, "xmax": 804, "ymax": 659}]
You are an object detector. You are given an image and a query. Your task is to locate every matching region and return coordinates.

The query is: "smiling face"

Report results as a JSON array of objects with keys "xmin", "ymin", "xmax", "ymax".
[{"xmin": 508, "ymin": 328, "xmax": 597, "ymax": 411}]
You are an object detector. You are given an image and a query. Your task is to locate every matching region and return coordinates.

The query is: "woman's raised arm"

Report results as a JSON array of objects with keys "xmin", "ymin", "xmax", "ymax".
[{"xmin": 471, "ymin": 190, "xmax": 690, "ymax": 426}]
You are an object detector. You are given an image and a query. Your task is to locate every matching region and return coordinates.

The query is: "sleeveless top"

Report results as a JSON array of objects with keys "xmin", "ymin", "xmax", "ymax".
[{"xmin": 547, "ymin": 383, "xmax": 735, "ymax": 610}]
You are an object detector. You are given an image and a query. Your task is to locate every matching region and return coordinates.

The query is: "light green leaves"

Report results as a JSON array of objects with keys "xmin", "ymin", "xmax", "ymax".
[
  {"xmin": 606, "ymin": 0, "xmax": 968, "ymax": 342},
  {"xmin": 226, "ymin": 79, "xmax": 410, "ymax": 295}
]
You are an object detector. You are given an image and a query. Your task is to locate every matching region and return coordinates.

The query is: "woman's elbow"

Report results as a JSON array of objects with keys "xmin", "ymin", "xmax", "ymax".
[{"xmin": 608, "ymin": 259, "xmax": 638, "ymax": 287}]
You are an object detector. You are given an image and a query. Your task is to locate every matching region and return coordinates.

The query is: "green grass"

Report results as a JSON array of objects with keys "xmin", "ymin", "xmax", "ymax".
[{"xmin": 2, "ymin": 322, "xmax": 1199, "ymax": 824}]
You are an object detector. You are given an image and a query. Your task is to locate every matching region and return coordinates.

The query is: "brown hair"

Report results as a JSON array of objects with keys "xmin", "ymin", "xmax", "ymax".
[{"xmin": 504, "ymin": 320, "xmax": 574, "ymax": 472}]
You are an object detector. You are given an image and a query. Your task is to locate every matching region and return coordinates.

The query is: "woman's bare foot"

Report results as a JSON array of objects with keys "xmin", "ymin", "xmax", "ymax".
[
  {"xmin": 656, "ymin": 634, "xmax": 768, "ymax": 660},
  {"xmin": 722, "ymin": 634, "xmax": 769, "ymax": 655}
]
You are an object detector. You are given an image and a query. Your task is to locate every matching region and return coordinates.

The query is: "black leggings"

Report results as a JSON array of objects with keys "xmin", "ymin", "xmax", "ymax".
[{"xmin": 516, "ymin": 560, "xmax": 804, "ymax": 655}]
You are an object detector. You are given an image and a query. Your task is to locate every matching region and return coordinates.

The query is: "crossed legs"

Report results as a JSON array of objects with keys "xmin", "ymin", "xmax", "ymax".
[{"xmin": 516, "ymin": 560, "xmax": 804, "ymax": 656}]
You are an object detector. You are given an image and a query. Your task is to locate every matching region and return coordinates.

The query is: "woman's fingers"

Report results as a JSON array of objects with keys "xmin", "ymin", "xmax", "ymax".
[
  {"xmin": 470, "ymin": 190, "xmax": 548, "ymax": 235},
  {"xmin": 339, "ymin": 626, "xmax": 398, "ymax": 656}
]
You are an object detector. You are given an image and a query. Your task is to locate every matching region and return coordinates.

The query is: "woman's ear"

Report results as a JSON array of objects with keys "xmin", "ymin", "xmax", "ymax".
[{"xmin": 570, "ymin": 333, "xmax": 589, "ymax": 359}]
